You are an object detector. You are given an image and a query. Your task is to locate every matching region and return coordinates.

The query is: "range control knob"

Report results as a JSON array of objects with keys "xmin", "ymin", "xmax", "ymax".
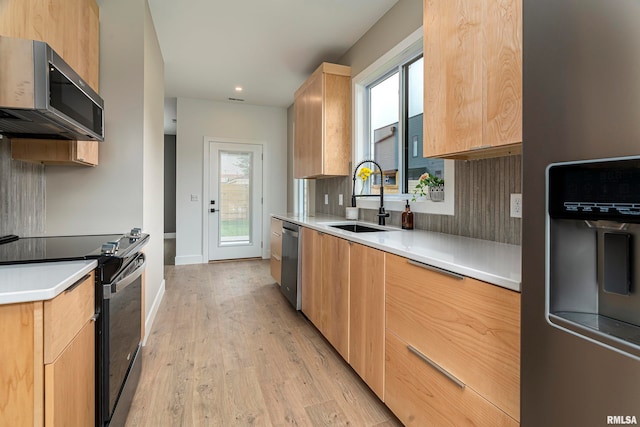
[
  {"xmin": 130, "ymin": 227, "xmax": 142, "ymax": 238},
  {"xmin": 101, "ymin": 242, "xmax": 118, "ymax": 255}
]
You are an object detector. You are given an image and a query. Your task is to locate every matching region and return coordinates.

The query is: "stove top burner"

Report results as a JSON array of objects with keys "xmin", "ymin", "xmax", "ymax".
[{"xmin": 0, "ymin": 229, "xmax": 149, "ymax": 266}]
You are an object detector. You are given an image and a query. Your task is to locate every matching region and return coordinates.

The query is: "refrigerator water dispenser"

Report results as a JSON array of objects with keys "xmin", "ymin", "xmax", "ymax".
[{"xmin": 547, "ymin": 157, "xmax": 640, "ymax": 357}]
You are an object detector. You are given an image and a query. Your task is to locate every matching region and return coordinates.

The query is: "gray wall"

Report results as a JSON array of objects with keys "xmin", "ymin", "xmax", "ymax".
[
  {"xmin": 0, "ymin": 138, "xmax": 45, "ymax": 236},
  {"xmin": 164, "ymin": 134, "xmax": 176, "ymax": 233}
]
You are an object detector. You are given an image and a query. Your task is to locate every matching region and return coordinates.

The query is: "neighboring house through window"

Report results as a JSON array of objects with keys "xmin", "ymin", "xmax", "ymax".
[{"xmin": 353, "ymin": 28, "xmax": 454, "ymax": 215}]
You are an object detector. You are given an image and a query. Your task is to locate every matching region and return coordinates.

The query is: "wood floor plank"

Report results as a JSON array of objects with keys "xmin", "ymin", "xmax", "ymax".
[
  {"xmin": 126, "ymin": 260, "xmax": 400, "ymax": 427},
  {"xmin": 304, "ymin": 400, "xmax": 351, "ymax": 427}
]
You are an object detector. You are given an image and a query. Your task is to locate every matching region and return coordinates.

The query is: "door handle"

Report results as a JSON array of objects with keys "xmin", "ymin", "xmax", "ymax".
[{"xmin": 210, "ymin": 208, "xmax": 217, "ymax": 213}]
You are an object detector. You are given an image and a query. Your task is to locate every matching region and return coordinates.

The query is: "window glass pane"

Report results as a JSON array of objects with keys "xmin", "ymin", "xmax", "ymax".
[
  {"xmin": 219, "ymin": 151, "xmax": 252, "ymax": 245},
  {"xmin": 406, "ymin": 57, "xmax": 444, "ymax": 195},
  {"xmin": 369, "ymin": 72, "xmax": 399, "ymax": 192}
]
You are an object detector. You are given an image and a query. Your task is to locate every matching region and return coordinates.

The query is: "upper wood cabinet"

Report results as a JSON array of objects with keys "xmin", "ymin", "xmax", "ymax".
[
  {"xmin": 294, "ymin": 63, "xmax": 351, "ymax": 179},
  {"xmin": 0, "ymin": 0, "xmax": 100, "ymax": 92},
  {"xmin": 11, "ymin": 138, "xmax": 99, "ymax": 166},
  {"xmin": 423, "ymin": 0, "xmax": 522, "ymax": 159}
]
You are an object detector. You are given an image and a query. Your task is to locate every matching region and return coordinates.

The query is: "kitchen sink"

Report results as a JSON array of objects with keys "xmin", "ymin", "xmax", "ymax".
[{"xmin": 329, "ymin": 223, "xmax": 389, "ymax": 233}]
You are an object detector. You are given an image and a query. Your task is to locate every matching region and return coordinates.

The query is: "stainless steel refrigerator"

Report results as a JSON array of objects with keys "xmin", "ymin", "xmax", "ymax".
[{"xmin": 522, "ymin": 0, "xmax": 640, "ymax": 426}]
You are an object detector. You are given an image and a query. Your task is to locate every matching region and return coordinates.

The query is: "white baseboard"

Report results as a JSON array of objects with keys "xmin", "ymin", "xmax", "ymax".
[
  {"xmin": 164, "ymin": 232, "xmax": 176, "ymax": 239},
  {"xmin": 175, "ymin": 254, "xmax": 203, "ymax": 265},
  {"xmin": 143, "ymin": 279, "xmax": 165, "ymax": 346}
]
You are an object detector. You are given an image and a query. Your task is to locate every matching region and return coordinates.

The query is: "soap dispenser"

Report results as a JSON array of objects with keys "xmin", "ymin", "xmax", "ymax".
[{"xmin": 402, "ymin": 200, "xmax": 414, "ymax": 230}]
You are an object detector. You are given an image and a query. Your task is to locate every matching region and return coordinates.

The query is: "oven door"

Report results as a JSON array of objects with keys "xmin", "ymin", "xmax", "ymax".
[{"xmin": 100, "ymin": 253, "xmax": 145, "ymax": 426}]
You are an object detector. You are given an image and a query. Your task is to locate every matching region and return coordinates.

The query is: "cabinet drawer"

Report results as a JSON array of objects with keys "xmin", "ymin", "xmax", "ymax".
[
  {"xmin": 270, "ymin": 255, "xmax": 282, "ymax": 285},
  {"xmin": 45, "ymin": 320, "xmax": 95, "ymax": 427},
  {"xmin": 270, "ymin": 218, "xmax": 282, "ymax": 258},
  {"xmin": 385, "ymin": 254, "xmax": 520, "ymax": 421},
  {"xmin": 385, "ymin": 331, "xmax": 518, "ymax": 427},
  {"xmin": 44, "ymin": 271, "xmax": 95, "ymax": 364}
]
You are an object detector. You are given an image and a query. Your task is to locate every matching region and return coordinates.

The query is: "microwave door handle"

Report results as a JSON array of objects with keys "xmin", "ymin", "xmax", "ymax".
[{"xmin": 103, "ymin": 256, "xmax": 146, "ymax": 299}]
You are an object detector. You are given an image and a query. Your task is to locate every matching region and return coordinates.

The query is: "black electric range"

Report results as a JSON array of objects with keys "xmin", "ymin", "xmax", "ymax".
[{"xmin": 0, "ymin": 231, "xmax": 148, "ymax": 283}]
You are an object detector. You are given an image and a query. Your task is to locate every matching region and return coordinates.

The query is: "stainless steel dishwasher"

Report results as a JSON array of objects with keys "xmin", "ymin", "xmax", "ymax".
[{"xmin": 280, "ymin": 221, "xmax": 301, "ymax": 310}]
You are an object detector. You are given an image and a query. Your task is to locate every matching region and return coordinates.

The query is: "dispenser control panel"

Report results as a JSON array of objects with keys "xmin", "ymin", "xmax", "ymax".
[{"xmin": 548, "ymin": 157, "xmax": 640, "ymax": 222}]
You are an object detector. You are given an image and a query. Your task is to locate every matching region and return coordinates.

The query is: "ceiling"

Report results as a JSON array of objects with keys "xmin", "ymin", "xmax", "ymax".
[{"xmin": 148, "ymin": 0, "xmax": 399, "ymax": 125}]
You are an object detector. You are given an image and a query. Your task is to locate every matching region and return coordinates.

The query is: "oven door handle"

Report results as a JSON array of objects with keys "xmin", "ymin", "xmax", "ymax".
[{"xmin": 103, "ymin": 254, "xmax": 146, "ymax": 300}]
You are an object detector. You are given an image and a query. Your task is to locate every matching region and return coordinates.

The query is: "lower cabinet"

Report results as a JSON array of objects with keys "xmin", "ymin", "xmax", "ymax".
[
  {"xmin": 385, "ymin": 331, "xmax": 518, "ymax": 427},
  {"xmin": 348, "ymin": 243, "xmax": 385, "ymax": 400},
  {"xmin": 385, "ymin": 253, "xmax": 521, "ymax": 425},
  {"xmin": 270, "ymin": 217, "xmax": 283, "ymax": 285},
  {"xmin": 300, "ymin": 227, "xmax": 350, "ymax": 360},
  {"xmin": 0, "ymin": 272, "xmax": 96, "ymax": 426},
  {"xmin": 45, "ymin": 321, "xmax": 95, "ymax": 426}
]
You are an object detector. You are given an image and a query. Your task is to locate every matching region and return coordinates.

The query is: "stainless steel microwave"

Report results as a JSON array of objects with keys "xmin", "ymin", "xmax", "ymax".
[{"xmin": 0, "ymin": 36, "xmax": 104, "ymax": 141}]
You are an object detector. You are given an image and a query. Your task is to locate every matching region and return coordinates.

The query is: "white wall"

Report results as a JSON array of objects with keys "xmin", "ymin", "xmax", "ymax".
[
  {"xmin": 175, "ymin": 98, "xmax": 287, "ymax": 264},
  {"xmin": 142, "ymin": 2, "xmax": 165, "ymax": 328},
  {"xmin": 45, "ymin": 0, "xmax": 145, "ymax": 235},
  {"xmin": 45, "ymin": 0, "xmax": 165, "ymax": 339}
]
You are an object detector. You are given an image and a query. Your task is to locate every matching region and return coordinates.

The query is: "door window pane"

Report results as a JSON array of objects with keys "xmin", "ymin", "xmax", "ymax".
[{"xmin": 219, "ymin": 151, "xmax": 252, "ymax": 245}]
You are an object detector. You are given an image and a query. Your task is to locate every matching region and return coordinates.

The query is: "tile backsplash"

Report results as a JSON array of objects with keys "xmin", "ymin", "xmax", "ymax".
[
  {"xmin": 315, "ymin": 155, "xmax": 522, "ymax": 245},
  {"xmin": 0, "ymin": 138, "xmax": 45, "ymax": 236}
]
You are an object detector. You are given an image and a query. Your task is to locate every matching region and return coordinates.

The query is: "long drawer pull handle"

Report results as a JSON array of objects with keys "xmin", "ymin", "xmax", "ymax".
[
  {"xmin": 407, "ymin": 260, "xmax": 464, "ymax": 281},
  {"xmin": 64, "ymin": 274, "xmax": 91, "ymax": 293},
  {"xmin": 407, "ymin": 344, "xmax": 466, "ymax": 389}
]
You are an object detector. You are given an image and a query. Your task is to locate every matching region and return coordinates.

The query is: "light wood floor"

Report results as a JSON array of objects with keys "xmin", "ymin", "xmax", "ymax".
[{"xmin": 125, "ymin": 260, "xmax": 401, "ymax": 427}]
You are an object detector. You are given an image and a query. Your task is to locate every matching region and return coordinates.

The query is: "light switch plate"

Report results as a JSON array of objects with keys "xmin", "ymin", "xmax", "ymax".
[
  {"xmin": 339, "ymin": 194, "xmax": 343, "ymax": 206},
  {"xmin": 324, "ymin": 194, "xmax": 329, "ymax": 205},
  {"xmin": 510, "ymin": 193, "xmax": 522, "ymax": 218}
]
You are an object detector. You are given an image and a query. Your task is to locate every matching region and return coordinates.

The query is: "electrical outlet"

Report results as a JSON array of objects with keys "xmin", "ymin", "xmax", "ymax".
[
  {"xmin": 338, "ymin": 194, "xmax": 343, "ymax": 206},
  {"xmin": 324, "ymin": 194, "xmax": 329, "ymax": 205},
  {"xmin": 510, "ymin": 193, "xmax": 522, "ymax": 218}
]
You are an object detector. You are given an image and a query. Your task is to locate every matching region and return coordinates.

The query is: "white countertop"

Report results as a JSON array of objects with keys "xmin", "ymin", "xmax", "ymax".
[
  {"xmin": 0, "ymin": 260, "xmax": 98, "ymax": 305},
  {"xmin": 273, "ymin": 214, "xmax": 522, "ymax": 292}
]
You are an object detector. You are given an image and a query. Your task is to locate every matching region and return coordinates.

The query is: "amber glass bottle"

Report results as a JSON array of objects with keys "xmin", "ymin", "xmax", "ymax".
[{"xmin": 402, "ymin": 200, "xmax": 414, "ymax": 230}]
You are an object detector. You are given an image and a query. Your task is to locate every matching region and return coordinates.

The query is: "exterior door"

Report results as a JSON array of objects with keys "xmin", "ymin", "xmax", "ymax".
[{"xmin": 208, "ymin": 142, "xmax": 263, "ymax": 261}]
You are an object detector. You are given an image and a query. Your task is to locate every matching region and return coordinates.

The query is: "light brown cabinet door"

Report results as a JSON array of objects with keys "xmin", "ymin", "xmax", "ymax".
[
  {"xmin": 386, "ymin": 253, "xmax": 521, "ymax": 421},
  {"xmin": 270, "ymin": 218, "xmax": 283, "ymax": 285},
  {"xmin": 0, "ymin": 0, "xmax": 100, "ymax": 91},
  {"xmin": 423, "ymin": 0, "xmax": 522, "ymax": 159},
  {"xmin": 385, "ymin": 331, "xmax": 518, "ymax": 427},
  {"xmin": 45, "ymin": 320, "xmax": 95, "ymax": 427},
  {"xmin": 293, "ymin": 63, "xmax": 351, "ymax": 178},
  {"xmin": 294, "ymin": 73, "xmax": 323, "ymax": 178},
  {"xmin": 301, "ymin": 228, "xmax": 322, "ymax": 328},
  {"xmin": 320, "ymin": 234, "xmax": 350, "ymax": 360},
  {"xmin": 349, "ymin": 243, "xmax": 385, "ymax": 400},
  {"xmin": 0, "ymin": 302, "xmax": 44, "ymax": 427},
  {"xmin": 11, "ymin": 139, "xmax": 99, "ymax": 166}
]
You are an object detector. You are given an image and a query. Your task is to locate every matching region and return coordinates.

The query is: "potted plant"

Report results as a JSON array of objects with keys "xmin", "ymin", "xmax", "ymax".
[{"xmin": 412, "ymin": 173, "xmax": 445, "ymax": 202}]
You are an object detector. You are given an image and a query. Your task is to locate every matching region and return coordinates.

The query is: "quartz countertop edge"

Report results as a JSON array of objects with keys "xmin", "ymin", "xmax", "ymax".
[
  {"xmin": 273, "ymin": 213, "xmax": 521, "ymax": 292},
  {"xmin": 0, "ymin": 260, "xmax": 98, "ymax": 305}
]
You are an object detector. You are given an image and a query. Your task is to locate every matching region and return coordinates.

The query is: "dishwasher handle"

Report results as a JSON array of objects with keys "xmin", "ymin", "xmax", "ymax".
[{"xmin": 282, "ymin": 228, "xmax": 299, "ymax": 238}]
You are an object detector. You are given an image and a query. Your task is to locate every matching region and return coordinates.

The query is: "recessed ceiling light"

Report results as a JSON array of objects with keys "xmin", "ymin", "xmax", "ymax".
[{"xmin": 235, "ymin": 86, "xmax": 243, "ymax": 92}]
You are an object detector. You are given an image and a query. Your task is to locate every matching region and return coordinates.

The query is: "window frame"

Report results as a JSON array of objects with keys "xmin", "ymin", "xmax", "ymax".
[{"xmin": 352, "ymin": 27, "xmax": 455, "ymax": 216}]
